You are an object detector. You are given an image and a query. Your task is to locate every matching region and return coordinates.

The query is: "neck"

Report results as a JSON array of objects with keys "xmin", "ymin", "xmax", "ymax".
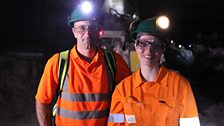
[
  {"xmin": 140, "ymin": 64, "xmax": 160, "ymax": 82},
  {"xmin": 76, "ymin": 46, "xmax": 97, "ymax": 63}
]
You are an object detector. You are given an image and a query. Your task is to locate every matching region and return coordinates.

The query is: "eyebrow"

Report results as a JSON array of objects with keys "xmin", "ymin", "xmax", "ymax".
[
  {"xmin": 74, "ymin": 25, "xmax": 85, "ymax": 27},
  {"xmin": 144, "ymin": 40, "xmax": 155, "ymax": 42},
  {"xmin": 138, "ymin": 39, "xmax": 155, "ymax": 42},
  {"xmin": 140, "ymin": 40, "xmax": 165, "ymax": 45}
]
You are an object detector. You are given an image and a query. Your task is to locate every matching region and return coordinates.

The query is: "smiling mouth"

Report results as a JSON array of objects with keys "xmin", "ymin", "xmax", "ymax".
[
  {"xmin": 144, "ymin": 55, "xmax": 154, "ymax": 59},
  {"xmin": 82, "ymin": 38, "xmax": 90, "ymax": 41}
]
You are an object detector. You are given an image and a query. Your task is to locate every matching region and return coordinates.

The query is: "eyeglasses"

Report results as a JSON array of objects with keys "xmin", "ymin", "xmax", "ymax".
[
  {"xmin": 135, "ymin": 39, "xmax": 165, "ymax": 51},
  {"xmin": 74, "ymin": 25, "xmax": 100, "ymax": 34}
]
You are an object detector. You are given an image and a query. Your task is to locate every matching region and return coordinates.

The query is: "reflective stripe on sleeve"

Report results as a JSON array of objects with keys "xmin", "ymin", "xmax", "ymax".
[
  {"xmin": 108, "ymin": 114, "xmax": 125, "ymax": 123},
  {"xmin": 179, "ymin": 117, "xmax": 200, "ymax": 126}
]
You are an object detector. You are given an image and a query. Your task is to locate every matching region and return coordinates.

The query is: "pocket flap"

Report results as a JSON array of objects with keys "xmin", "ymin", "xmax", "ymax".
[
  {"xmin": 158, "ymin": 98, "xmax": 176, "ymax": 107},
  {"xmin": 122, "ymin": 96, "xmax": 139, "ymax": 104}
]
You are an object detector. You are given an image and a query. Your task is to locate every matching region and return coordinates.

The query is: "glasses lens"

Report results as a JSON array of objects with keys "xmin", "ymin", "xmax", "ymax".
[
  {"xmin": 75, "ymin": 25, "xmax": 99, "ymax": 33},
  {"xmin": 80, "ymin": 25, "xmax": 87, "ymax": 31},
  {"xmin": 136, "ymin": 40, "xmax": 147, "ymax": 47},
  {"xmin": 151, "ymin": 42, "xmax": 163, "ymax": 51},
  {"xmin": 136, "ymin": 39, "xmax": 164, "ymax": 51},
  {"xmin": 89, "ymin": 25, "xmax": 99, "ymax": 32}
]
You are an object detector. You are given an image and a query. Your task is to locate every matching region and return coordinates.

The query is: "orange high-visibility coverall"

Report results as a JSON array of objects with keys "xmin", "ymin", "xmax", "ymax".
[
  {"xmin": 108, "ymin": 66, "xmax": 200, "ymax": 126},
  {"xmin": 35, "ymin": 46, "xmax": 131, "ymax": 126}
]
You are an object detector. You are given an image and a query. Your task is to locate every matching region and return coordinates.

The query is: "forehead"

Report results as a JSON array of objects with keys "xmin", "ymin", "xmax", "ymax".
[
  {"xmin": 73, "ymin": 20, "xmax": 91, "ymax": 27},
  {"xmin": 138, "ymin": 34, "xmax": 160, "ymax": 41},
  {"xmin": 73, "ymin": 20, "xmax": 99, "ymax": 27}
]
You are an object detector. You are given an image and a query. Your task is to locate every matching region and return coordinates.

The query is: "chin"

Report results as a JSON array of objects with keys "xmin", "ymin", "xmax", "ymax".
[{"xmin": 142, "ymin": 60, "xmax": 159, "ymax": 66}]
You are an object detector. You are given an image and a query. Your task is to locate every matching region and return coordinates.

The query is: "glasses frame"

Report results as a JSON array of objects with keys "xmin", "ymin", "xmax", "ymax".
[
  {"xmin": 135, "ymin": 39, "xmax": 166, "ymax": 52},
  {"xmin": 73, "ymin": 24, "xmax": 100, "ymax": 34}
]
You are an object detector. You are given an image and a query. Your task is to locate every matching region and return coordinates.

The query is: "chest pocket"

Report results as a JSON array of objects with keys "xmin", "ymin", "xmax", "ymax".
[
  {"xmin": 156, "ymin": 97, "xmax": 178, "ymax": 116},
  {"xmin": 122, "ymin": 95, "xmax": 178, "ymax": 126},
  {"xmin": 122, "ymin": 96, "xmax": 143, "ymax": 125},
  {"xmin": 156, "ymin": 98, "xmax": 179, "ymax": 126}
]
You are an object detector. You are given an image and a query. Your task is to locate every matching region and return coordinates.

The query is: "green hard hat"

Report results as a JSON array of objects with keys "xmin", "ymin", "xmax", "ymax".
[
  {"xmin": 68, "ymin": 5, "xmax": 104, "ymax": 26},
  {"xmin": 130, "ymin": 16, "xmax": 169, "ymax": 42}
]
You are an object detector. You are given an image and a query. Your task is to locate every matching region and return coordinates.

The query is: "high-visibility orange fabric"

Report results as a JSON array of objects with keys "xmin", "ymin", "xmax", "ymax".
[
  {"xmin": 108, "ymin": 66, "xmax": 199, "ymax": 126},
  {"xmin": 35, "ymin": 46, "xmax": 131, "ymax": 126}
]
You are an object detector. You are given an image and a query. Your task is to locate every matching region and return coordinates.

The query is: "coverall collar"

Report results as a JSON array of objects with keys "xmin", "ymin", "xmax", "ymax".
[{"xmin": 134, "ymin": 65, "xmax": 169, "ymax": 88}]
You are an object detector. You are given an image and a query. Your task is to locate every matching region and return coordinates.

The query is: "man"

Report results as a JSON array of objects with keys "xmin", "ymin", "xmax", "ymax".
[
  {"xmin": 108, "ymin": 17, "xmax": 200, "ymax": 126},
  {"xmin": 35, "ymin": 4, "xmax": 131, "ymax": 126}
]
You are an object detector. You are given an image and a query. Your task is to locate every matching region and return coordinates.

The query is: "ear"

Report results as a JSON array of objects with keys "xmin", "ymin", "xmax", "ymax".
[
  {"xmin": 161, "ymin": 43, "xmax": 167, "ymax": 53},
  {"xmin": 160, "ymin": 53, "xmax": 166, "ymax": 64},
  {"xmin": 162, "ymin": 46, "xmax": 166, "ymax": 53},
  {"xmin": 134, "ymin": 43, "xmax": 138, "ymax": 50},
  {"xmin": 72, "ymin": 27, "xmax": 76, "ymax": 38}
]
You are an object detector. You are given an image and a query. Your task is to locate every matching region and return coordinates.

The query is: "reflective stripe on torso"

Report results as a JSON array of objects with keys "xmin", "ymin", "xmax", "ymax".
[{"xmin": 55, "ymin": 54, "xmax": 114, "ymax": 124}]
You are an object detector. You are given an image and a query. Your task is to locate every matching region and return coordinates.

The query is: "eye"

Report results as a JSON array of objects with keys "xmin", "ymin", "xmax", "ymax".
[
  {"xmin": 152, "ymin": 42, "xmax": 162, "ymax": 47},
  {"xmin": 151, "ymin": 42, "xmax": 164, "ymax": 50},
  {"xmin": 89, "ymin": 25, "xmax": 99, "ymax": 32},
  {"xmin": 79, "ymin": 25, "xmax": 87, "ymax": 31},
  {"xmin": 138, "ymin": 41, "xmax": 147, "ymax": 46},
  {"xmin": 136, "ymin": 39, "xmax": 147, "ymax": 47}
]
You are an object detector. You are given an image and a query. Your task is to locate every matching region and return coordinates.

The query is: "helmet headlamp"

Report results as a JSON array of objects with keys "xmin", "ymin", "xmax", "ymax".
[{"xmin": 156, "ymin": 16, "xmax": 170, "ymax": 30}]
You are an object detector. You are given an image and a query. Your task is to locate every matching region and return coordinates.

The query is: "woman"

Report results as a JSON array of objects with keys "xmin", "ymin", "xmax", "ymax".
[{"xmin": 108, "ymin": 17, "xmax": 200, "ymax": 126}]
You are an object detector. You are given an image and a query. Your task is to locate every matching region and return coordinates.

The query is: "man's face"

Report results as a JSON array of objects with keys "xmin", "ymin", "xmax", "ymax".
[
  {"xmin": 72, "ymin": 20, "xmax": 100, "ymax": 50},
  {"xmin": 135, "ymin": 34, "xmax": 165, "ymax": 66}
]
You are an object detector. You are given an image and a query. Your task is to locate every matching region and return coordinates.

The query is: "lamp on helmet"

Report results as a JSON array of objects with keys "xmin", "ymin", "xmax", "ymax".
[{"xmin": 68, "ymin": 1, "xmax": 104, "ymax": 26}]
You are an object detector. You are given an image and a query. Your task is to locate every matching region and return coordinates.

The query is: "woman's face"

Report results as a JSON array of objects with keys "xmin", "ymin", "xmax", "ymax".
[{"xmin": 135, "ymin": 34, "xmax": 165, "ymax": 67}]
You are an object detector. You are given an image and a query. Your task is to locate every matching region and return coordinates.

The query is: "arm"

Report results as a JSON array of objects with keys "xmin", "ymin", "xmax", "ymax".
[
  {"xmin": 35, "ymin": 54, "xmax": 59, "ymax": 126},
  {"xmin": 108, "ymin": 86, "xmax": 125, "ymax": 126},
  {"xmin": 179, "ymin": 80, "xmax": 200, "ymax": 126},
  {"xmin": 36, "ymin": 100, "xmax": 52, "ymax": 126}
]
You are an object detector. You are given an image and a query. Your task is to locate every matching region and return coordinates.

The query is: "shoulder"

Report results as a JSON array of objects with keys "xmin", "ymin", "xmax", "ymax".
[
  {"xmin": 48, "ymin": 53, "xmax": 59, "ymax": 64},
  {"xmin": 167, "ymin": 68, "xmax": 191, "ymax": 88},
  {"xmin": 44, "ymin": 53, "xmax": 60, "ymax": 69},
  {"xmin": 170, "ymin": 69, "xmax": 188, "ymax": 82},
  {"xmin": 113, "ymin": 51, "xmax": 123, "ymax": 60},
  {"xmin": 102, "ymin": 49, "xmax": 127, "ymax": 67},
  {"xmin": 112, "ymin": 51, "xmax": 127, "ymax": 66},
  {"xmin": 114, "ymin": 72, "xmax": 136, "ymax": 94}
]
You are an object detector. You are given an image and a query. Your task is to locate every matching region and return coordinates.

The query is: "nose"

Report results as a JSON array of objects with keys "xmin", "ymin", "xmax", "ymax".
[
  {"xmin": 145, "ymin": 44, "xmax": 153, "ymax": 50},
  {"xmin": 84, "ymin": 27, "xmax": 94, "ymax": 35},
  {"xmin": 82, "ymin": 30, "xmax": 91, "ymax": 38},
  {"xmin": 143, "ymin": 45, "xmax": 154, "ymax": 54}
]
